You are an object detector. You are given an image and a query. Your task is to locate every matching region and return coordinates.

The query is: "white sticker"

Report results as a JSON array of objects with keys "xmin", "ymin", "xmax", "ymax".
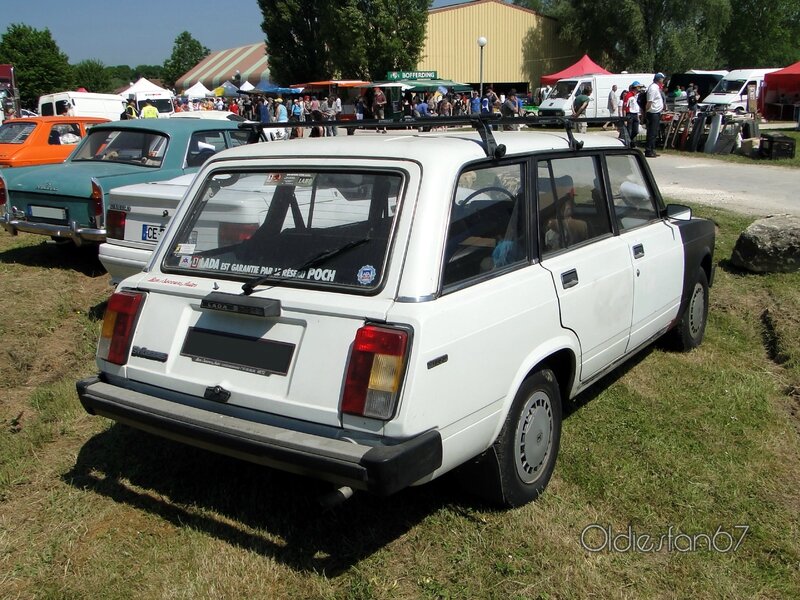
[
  {"xmin": 357, "ymin": 265, "xmax": 376, "ymax": 285},
  {"xmin": 175, "ymin": 244, "xmax": 196, "ymax": 255}
]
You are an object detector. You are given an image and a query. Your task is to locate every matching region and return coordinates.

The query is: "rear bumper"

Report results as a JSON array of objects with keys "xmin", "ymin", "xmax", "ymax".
[
  {"xmin": 1, "ymin": 213, "xmax": 105, "ymax": 245},
  {"xmin": 77, "ymin": 376, "xmax": 442, "ymax": 496}
]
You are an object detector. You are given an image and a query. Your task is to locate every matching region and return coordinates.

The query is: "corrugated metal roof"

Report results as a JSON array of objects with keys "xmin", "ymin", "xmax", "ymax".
[{"xmin": 176, "ymin": 43, "xmax": 270, "ymax": 92}]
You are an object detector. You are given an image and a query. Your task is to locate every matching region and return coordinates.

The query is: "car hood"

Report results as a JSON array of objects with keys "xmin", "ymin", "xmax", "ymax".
[{"xmin": 4, "ymin": 161, "xmax": 184, "ymax": 198}]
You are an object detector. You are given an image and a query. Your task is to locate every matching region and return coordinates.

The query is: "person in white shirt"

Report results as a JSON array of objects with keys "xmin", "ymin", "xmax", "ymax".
[{"xmin": 644, "ymin": 72, "xmax": 666, "ymax": 157}]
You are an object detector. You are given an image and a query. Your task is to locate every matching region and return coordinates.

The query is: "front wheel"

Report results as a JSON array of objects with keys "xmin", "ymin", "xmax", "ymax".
[{"xmin": 482, "ymin": 369, "xmax": 562, "ymax": 508}]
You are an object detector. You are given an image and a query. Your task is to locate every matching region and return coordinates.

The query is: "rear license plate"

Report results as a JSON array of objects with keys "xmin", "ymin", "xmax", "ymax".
[
  {"xmin": 141, "ymin": 223, "xmax": 165, "ymax": 242},
  {"xmin": 180, "ymin": 327, "xmax": 295, "ymax": 376},
  {"xmin": 28, "ymin": 205, "xmax": 67, "ymax": 221}
]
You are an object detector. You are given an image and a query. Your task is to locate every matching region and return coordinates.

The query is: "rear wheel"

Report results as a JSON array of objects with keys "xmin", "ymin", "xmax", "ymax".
[
  {"xmin": 668, "ymin": 267, "xmax": 709, "ymax": 351},
  {"xmin": 464, "ymin": 369, "xmax": 562, "ymax": 508}
]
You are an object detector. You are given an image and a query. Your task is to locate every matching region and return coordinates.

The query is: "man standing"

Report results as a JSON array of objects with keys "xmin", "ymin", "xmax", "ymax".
[
  {"xmin": 603, "ymin": 84, "xmax": 619, "ymax": 129},
  {"xmin": 500, "ymin": 88, "xmax": 520, "ymax": 130},
  {"xmin": 572, "ymin": 85, "xmax": 592, "ymax": 133},
  {"xmin": 140, "ymin": 99, "xmax": 158, "ymax": 119},
  {"xmin": 645, "ymin": 73, "xmax": 666, "ymax": 157},
  {"xmin": 372, "ymin": 87, "xmax": 387, "ymax": 133},
  {"xmin": 469, "ymin": 90, "xmax": 481, "ymax": 115}
]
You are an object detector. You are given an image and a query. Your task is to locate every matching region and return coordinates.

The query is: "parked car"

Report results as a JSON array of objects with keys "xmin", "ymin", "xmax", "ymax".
[
  {"xmin": 0, "ymin": 116, "xmax": 108, "ymax": 168},
  {"xmin": 77, "ymin": 117, "xmax": 715, "ymax": 508},
  {"xmin": 0, "ymin": 119, "xmax": 259, "ymax": 245}
]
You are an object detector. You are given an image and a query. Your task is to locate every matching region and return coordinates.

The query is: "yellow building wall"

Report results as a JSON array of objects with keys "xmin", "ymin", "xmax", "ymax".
[{"xmin": 417, "ymin": 0, "xmax": 577, "ymax": 89}]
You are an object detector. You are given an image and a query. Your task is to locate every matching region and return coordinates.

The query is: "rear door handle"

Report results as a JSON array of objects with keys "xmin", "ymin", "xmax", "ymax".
[
  {"xmin": 633, "ymin": 244, "xmax": 645, "ymax": 259},
  {"xmin": 561, "ymin": 268, "xmax": 579, "ymax": 289}
]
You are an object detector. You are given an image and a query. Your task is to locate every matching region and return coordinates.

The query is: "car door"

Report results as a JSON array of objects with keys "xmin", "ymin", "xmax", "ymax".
[
  {"xmin": 605, "ymin": 153, "xmax": 683, "ymax": 351},
  {"xmin": 537, "ymin": 155, "xmax": 634, "ymax": 382}
]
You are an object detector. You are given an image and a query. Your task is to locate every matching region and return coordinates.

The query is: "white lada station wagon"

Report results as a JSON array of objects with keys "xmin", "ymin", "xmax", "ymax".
[{"xmin": 78, "ymin": 117, "xmax": 715, "ymax": 507}]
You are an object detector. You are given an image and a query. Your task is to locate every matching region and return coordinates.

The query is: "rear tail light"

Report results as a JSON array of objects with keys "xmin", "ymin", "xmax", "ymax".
[
  {"xmin": 0, "ymin": 175, "xmax": 6, "ymax": 207},
  {"xmin": 106, "ymin": 209, "xmax": 126, "ymax": 240},
  {"xmin": 342, "ymin": 325, "xmax": 409, "ymax": 420},
  {"xmin": 218, "ymin": 222, "xmax": 259, "ymax": 246},
  {"xmin": 90, "ymin": 178, "xmax": 104, "ymax": 220},
  {"xmin": 98, "ymin": 291, "xmax": 145, "ymax": 365}
]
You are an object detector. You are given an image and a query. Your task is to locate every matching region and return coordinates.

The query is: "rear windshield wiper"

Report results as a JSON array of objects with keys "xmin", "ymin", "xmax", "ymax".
[{"xmin": 241, "ymin": 237, "xmax": 371, "ymax": 295}]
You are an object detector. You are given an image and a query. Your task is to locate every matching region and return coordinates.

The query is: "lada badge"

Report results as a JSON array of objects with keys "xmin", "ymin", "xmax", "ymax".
[{"xmin": 35, "ymin": 182, "xmax": 58, "ymax": 191}]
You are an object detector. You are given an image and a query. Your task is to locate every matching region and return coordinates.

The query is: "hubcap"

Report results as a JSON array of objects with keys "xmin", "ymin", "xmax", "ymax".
[
  {"xmin": 688, "ymin": 282, "xmax": 705, "ymax": 338},
  {"xmin": 514, "ymin": 391, "xmax": 553, "ymax": 484}
]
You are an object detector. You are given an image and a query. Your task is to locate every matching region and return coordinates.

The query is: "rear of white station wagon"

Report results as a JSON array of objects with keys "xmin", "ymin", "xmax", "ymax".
[{"xmin": 78, "ymin": 129, "xmax": 714, "ymax": 508}]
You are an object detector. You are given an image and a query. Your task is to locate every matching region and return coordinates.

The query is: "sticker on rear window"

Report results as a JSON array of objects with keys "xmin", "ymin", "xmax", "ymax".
[
  {"xmin": 175, "ymin": 243, "xmax": 195, "ymax": 255},
  {"xmin": 357, "ymin": 265, "xmax": 376, "ymax": 285}
]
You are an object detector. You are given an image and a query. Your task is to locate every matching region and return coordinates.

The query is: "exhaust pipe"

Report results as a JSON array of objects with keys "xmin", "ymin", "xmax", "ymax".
[{"xmin": 318, "ymin": 486, "xmax": 354, "ymax": 509}]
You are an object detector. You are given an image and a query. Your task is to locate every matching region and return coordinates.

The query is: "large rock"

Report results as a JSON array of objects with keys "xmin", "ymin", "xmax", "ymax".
[{"xmin": 730, "ymin": 214, "xmax": 800, "ymax": 273}]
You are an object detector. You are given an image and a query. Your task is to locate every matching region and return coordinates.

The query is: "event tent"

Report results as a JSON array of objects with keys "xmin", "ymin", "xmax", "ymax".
[
  {"xmin": 121, "ymin": 77, "xmax": 172, "ymax": 97},
  {"xmin": 213, "ymin": 81, "xmax": 241, "ymax": 97},
  {"xmin": 184, "ymin": 81, "xmax": 212, "ymax": 99},
  {"xmin": 239, "ymin": 80, "xmax": 255, "ymax": 92},
  {"xmin": 540, "ymin": 54, "xmax": 611, "ymax": 85},
  {"xmin": 762, "ymin": 62, "xmax": 800, "ymax": 120}
]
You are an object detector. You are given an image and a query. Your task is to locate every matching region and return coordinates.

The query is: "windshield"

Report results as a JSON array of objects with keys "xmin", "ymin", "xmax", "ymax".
[
  {"xmin": 71, "ymin": 128, "xmax": 168, "ymax": 167},
  {"xmin": 711, "ymin": 79, "xmax": 746, "ymax": 94},
  {"xmin": 0, "ymin": 122, "xmax": 36, "ymax": 144},
  {"xmin": 548, "ymin": 80, "xmax": 578, "ymax": 100},
  {"xmin": 163, "ymin": 169, "xmax": 403, "ymax": 291}
]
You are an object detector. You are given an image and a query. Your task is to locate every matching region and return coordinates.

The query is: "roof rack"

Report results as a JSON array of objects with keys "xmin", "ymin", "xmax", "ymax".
[{"xmin": 240, "ymin": 114, "xmax": 634, "ymax": 158}]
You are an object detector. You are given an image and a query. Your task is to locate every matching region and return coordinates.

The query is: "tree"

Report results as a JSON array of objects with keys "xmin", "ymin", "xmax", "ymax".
[
  {"xmin": 547, "ymin": 0, "xmax": 731, "ymax": 74},
  {"xmin": 258, "ymin": 0, "xmax": 430, "ymax": 84},
  {"xmin": 162, "ymin": 32, "xmax": 210, "ymax": 89},
  {"xmin": 0, "ymin": 23, "xmax": 73, "ymax": 109},
  {"xmin": 719, "ymin": 0, "xmax": 800, "ymax": 68},
  {"xmin": 73, "ymin": 59, "xmax": 112, "ymax": 93}
]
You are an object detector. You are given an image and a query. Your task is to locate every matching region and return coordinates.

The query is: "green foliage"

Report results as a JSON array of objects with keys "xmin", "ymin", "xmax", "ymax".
[
  {"xmin": 133, "ymin": 64, "xmax": 163, "ymax": 81},
  {"xmin": 258, "ymin": 0, "xmax": 430, "ymax": 84},
  {"xmin": 0, "ymin": 23, "xmax": 73, "ymax": 109},
  {"xmin": 720, "ymin": 0, "xmax": 800, "ymax": 68},
  {"xmin": 161, "ymin": 31, "xmax": 210, "ymax": 89},
  {"xmin": 72, "ymin": 59, "xmax": 112, "ymax": 93}
]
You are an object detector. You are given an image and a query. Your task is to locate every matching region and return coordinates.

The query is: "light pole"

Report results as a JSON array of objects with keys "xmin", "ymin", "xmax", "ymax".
[{"xmin": 477, "ymin": 36, "xmax": 487, "ymax": 100}]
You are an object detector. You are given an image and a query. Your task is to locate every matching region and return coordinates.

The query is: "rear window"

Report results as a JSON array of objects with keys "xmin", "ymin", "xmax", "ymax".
[
  {"xmin": 0, "ymin": 122, "xmax": 36, "ymax": 144},
  {"xmin": 162, "ymin": 170, "xmax": 403, "ymax": 291},
  {"xmin": 72, "ymin": 128, "xmax": 168, "ymax": 167}
]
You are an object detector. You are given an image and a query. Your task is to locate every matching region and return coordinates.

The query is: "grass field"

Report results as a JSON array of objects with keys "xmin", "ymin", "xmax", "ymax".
[{"xmin": 1, "ymin": 204, "xmax": 799, "ymax": 599}]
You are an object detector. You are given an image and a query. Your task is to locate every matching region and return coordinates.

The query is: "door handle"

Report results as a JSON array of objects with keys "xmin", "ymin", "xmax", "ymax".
[
  {"xmin": 633, "ymin": 244, "xmax": 645, "ymax": 259},
  {"xmin": 561, "ymin": 268, "xmax": 579, "ymax": 289}
]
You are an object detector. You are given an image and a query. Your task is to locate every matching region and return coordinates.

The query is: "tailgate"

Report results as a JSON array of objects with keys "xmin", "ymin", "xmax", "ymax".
[{"xmin": 115, "ymin": 285, "xmax": 394, "ymax": 428}]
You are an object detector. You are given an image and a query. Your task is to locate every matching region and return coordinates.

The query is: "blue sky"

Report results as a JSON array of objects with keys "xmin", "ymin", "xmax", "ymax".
[{"xmin": 0, "ymin": 0, "xmax": 467, "ymax": 67}]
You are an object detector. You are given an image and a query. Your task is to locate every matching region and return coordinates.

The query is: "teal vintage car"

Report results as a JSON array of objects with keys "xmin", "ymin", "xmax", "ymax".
[{"xmin": 0, "ymin": 118, "xmax": 258, "ymax": 246}]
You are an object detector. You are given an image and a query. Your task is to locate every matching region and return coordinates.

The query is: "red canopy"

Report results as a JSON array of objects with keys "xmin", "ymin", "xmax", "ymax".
[
  {"xmin": 541, "ymin": 55, "xmax": 611, "ymax": 85},
  {"xmin": 762, "ymin": 62, "xmax": 800, "ymax": 119},
  {"xmin": 764, "ymin": 61, "xmax": 800, "ymax": 89}
]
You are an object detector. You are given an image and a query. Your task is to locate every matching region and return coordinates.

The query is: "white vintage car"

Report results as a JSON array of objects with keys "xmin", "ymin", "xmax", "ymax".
[{"xmin": 78, "ymin": 117, "xmax": 715, "ymax": 507}]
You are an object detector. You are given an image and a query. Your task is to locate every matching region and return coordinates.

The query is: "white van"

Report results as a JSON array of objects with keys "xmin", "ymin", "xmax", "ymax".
[
  {"xmin": 38, "ymin": 91, "xmax": 125, "ymax": 121},
  {"xmin": 700, "ymin": 68, "xmax": 780, "ymax": 113},
  {"xmin": 537, "ymin": 73, "xmax": 654, "ymax": 118},
  {"xmin": 128, "ymin": 90, "xmax": 175, "ymax": 118}
]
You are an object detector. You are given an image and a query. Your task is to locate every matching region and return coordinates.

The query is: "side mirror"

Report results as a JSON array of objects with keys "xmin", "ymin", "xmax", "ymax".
[{"xmin": 666, "ymin": 203, "xmax": 692, "ymax": 221}]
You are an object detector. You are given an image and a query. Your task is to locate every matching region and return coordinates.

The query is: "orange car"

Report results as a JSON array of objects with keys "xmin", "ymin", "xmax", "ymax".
[{"xmin": 0, "ymin": 116, "xmax": 109, "ymax": 168}]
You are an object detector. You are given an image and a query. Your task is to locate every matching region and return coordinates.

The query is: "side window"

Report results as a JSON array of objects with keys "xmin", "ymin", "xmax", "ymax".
[
  {"xmin": 443, "ymin": 163, "xmax": 527, "ymax": 287},
  {"xmin": 538, "ymin": 156, "xmax": 612, "ymax": 255},
  {"xmin": 40, "ymin": 102, "xmax": 55, "ymax": 117},
  {"xmin": 606, "ymin": 154, "xmax": 659, "ymax": 231},
  {"xmin": 186, "ymin": 131, "xmax": 226, "ymax": 167},
  {"xmin": 228, "ymin": 130, "xmax": 252, "ymax": 147}
]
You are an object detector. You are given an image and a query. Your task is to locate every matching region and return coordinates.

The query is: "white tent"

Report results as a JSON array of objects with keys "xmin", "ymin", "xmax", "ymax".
[
  {"xmin": 184, "ymin": 81, "xmax": 212, "ymax": 99},
  {"xmin": 239, "ymin": 80, "xmax": 255, "ymax": 92},
  {"xmin": 121, "ymin": 77, "xmax": 171, "ymax": 97}
]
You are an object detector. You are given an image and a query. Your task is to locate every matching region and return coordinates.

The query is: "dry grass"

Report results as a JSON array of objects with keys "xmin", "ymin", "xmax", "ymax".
[{"xmin": 1, "ymin": 207, "xmax": 799, "ymax": 599}]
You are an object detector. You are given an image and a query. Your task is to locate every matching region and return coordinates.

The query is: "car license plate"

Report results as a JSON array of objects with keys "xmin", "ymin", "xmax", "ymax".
[
  {"xmin": 28, "ymin": 205, "xmax": 67, "ymax": 221},
  {"xmin": 141, "ymin": 224, "xmax": 165, "ymax": 242}
]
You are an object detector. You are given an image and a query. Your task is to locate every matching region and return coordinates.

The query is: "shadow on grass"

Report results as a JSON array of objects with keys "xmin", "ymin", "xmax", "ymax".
[
  {"xmin": 0, "ymin": 239, "xmax": 105, "ymax": 277},
  {"xmin": 63, "ymin": 424, "xmax": 462, "ymax": 575},
  {"xmin": 61, "ymin": 346, "xmax": 659, "ymax": 573}
]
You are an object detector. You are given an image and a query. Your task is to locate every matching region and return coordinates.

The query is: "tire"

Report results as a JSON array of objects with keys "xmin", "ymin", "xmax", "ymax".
[
  {"xmin": 474, "ymin": 369, "xmax": 562, "ymax": 508},
  {"xmin": 669, "ymin": 267, "xmax": 709, "ymax": 351}
]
